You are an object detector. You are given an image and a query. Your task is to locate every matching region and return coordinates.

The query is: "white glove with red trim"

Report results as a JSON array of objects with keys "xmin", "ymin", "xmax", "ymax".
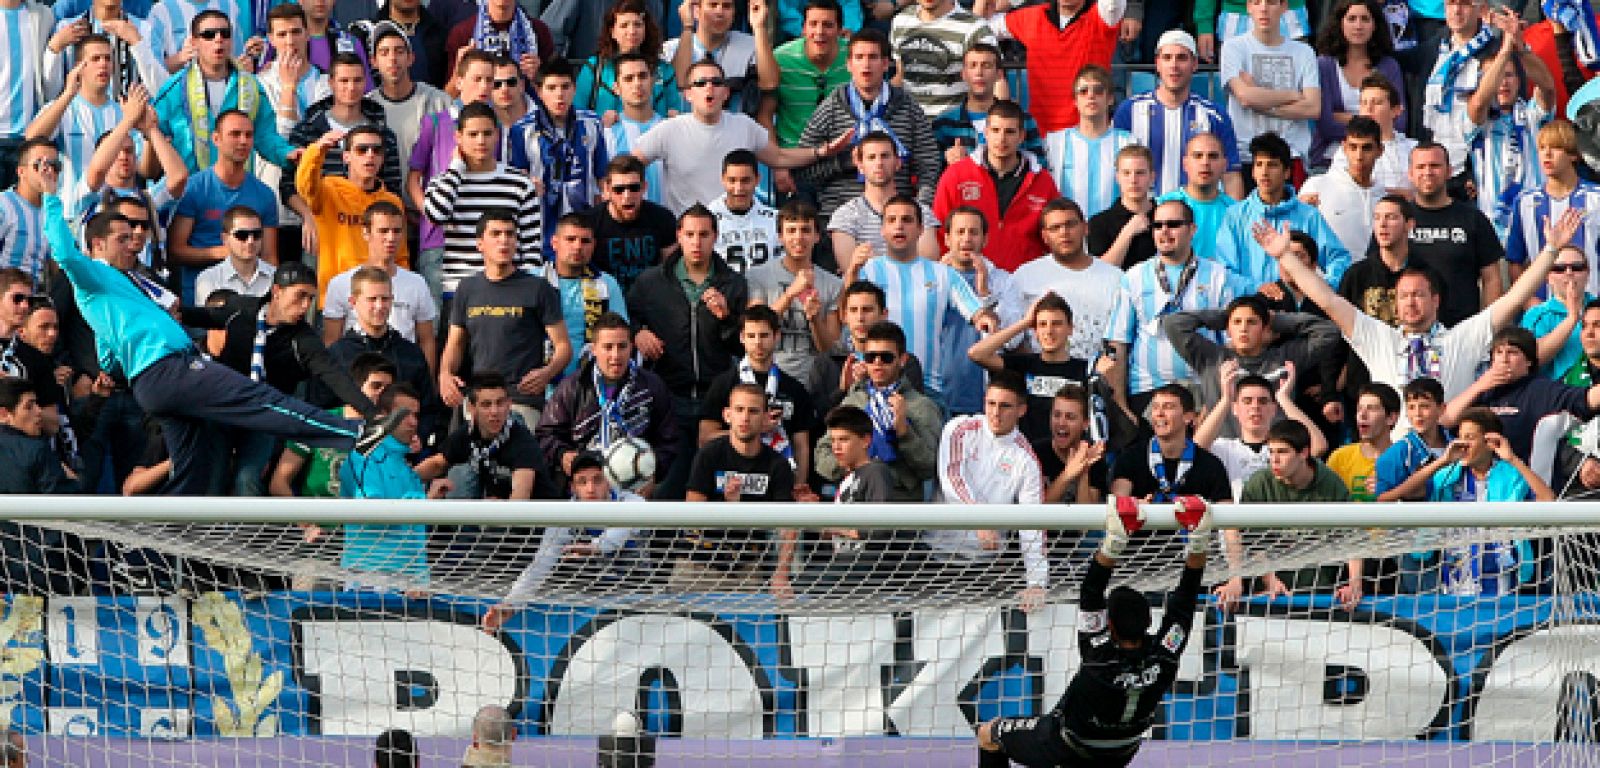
[
  {"xmin": 1101, "ymin": 495, "xmax": 1142, "ymax": 559},
  {"xmin": 1175, "ymin": 495, "xmax": 1213, "ymax": 556}
]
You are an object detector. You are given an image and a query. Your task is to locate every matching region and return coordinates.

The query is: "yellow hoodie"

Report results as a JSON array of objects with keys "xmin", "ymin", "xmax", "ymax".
[{"xmin": 295, "ymin": 140, "xmax": 410, "ymax": 301}]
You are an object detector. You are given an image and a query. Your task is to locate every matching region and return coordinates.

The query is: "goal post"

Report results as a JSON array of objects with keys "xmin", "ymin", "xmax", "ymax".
[
  {"xmin": 1, "ymin": 497, "xmax": 1598, "ymax": 767},
  {"xmin": 13, "ymin": 495, "xmax": 1600, "ymax": 527}
]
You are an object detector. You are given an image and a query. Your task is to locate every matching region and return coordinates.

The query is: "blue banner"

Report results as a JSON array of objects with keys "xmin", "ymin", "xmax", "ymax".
[{"xmin": 1, "ymin": 592, "xmax": 1596, "ymax": 741}]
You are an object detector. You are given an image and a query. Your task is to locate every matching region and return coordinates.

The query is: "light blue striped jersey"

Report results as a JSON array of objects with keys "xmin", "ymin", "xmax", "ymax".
[
  {"xmin": 858, "ymin": 255, "xmax": 985, "ymax": 396},
  {"xmin": 1112, "ymin": 91, "xmax": 1241, "ymax": 197},
  {"xmin": 1504, "ymin": 183, "xmax": 1600, "ymax": 298},
  {"xmin": 604, "ymin": 114, "xmax": 665, "ymax": 208},
  {"xmin": 146, "ymin": 0, "xmax": 239, "ymax": 65},
  {"xmin": 1106, "ymin": 255, "xmax": 1235, "ymax": 395},
  {"xmin": 0, "ymin": 6, "xmax": 40, "ymax": 138},
  {"xmin": 1463, "ymin": 99, "xmax": 1550, "ymax": 238},
  {"xmin": 0, "ymin": 190, "xmax": 48, "ymax": 282},
  {"xmin": 1044, "ymin": 126, "xmax": 1134, "ymax": 219},
  {"xmin": 49, "ymin": 96, "xmax": 127, "ymax": 216}
]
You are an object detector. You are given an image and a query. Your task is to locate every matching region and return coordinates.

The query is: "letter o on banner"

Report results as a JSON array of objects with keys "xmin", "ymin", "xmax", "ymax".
[{"xmin": 547, "ymin": 614, "xmax": 767, "ymax": 739}]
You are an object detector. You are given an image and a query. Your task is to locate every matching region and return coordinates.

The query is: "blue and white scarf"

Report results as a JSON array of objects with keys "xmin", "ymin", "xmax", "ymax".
[
  {"xmin": 864, "ymin": 379, "xmax": 899, "ymax": 463},
  {"xmin": 739, "ymin": 357, "xmax": 793, "ymax": 467},
  {"xmin": 846, "ymin": 85, "xmax": 908, "ymax": 164},
  {"xmin": 528, "ymin": 104, "xmax": 600, "ymax": 222},
  {"xmin": 1485, "ymin": 101, "xmax": 1535, "ymax": 226},
  {"xmin": 1545, "ymin": 0, "xmax": 1600, "ymax": 68},
  {"xmin": 249, "ymin": 306, "xmax": 269, "ymax": 382},
  {"xmin": 1403, "ymin": 324, "xmax": 1445, "ymax": 382},
  {"xmin": 1148, "ymin": 437, "xmax": 1194, "ymax": 502},
  {"xmin": 592, "ymin": 359, "xmax": 635, "ymax": 450},
  {"xmin": 472, "ymin": 0, "xmax": 539, "ymax": 62},
  {"xmin": 1429, "ymin": 25, "xmax": 1497, "ymax": 115}
]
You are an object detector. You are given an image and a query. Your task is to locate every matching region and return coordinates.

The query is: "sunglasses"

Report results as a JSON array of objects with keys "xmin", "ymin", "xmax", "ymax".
[
  {"xmin": 1149, "ymin": 219, "xmax": 1190, "ymax": 230},
  {"xmin": 4, "ymin": 292, "xmax": 29, "ymax": 305},
  {"xmin": 860, "ymin": 351, "xmax": 897, "ymax": 364},
  {"xmin": 26, "ymin": 295, "xmax": 52, "ymax": 311},
  {"xmin": 231, "ymin": 228, "xmax": 264, "ymax": 242},
  {"xmin": 610, "ymin": 182, "xmax": 642, "ymax": 193},
  {"xmin": 124, "ymin": 217, "xmax": 151, "ymax": 231},
  {"xmin": 348, "ymin": 143, "xmax": 385, "ymax": 155},
  {"xmin": 1075, "ymin": 84, "xmax": 1108, "ymax": 95},
  {"xmin": 492, "ymin": 77, "xmax": 519, "ymax": 89},
  {"xmin": 690, "ymin": 76, "xmax": 727, "ymax": 89},
  {"xmin": 1552, "ymin": 263, "xmax": 1590, "ymax": 274},
  {"xmin": 195, "ymin": 27, "xmax": 232, "ymax": 40}
]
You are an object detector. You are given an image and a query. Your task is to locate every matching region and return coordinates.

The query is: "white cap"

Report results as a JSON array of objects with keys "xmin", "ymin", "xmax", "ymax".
[{"xmin": 1155, "ymin": 29, "xmax": 1198, "ymax": 56}]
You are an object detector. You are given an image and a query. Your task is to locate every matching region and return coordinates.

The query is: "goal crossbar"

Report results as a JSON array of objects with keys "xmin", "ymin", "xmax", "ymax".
[{"xmin": 3, "ymin": 496, "xmax": 1596, "ymax": 529}]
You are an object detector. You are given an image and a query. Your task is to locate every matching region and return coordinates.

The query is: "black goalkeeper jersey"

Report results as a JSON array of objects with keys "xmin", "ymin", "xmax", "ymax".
[{"xmin": 1060, "ymin": 560, "xmax": 1204, "ymax": 747}]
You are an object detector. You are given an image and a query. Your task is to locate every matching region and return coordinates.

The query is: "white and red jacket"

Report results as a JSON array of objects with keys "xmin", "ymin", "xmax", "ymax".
[{"xmin": 931, "ymin": 415, "xmax": 1048, "ymax": 588}]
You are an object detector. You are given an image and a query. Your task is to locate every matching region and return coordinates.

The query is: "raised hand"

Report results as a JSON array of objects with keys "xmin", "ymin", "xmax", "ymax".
[
  {"xmin": 119, "ymin": 83, "xmax": 150, "ymax": 127},
  {"xmin": 317, "ymin": 128, "xmax": 349, "ymax": 150},
  {"xmin": 49, "ymin": 18, "xmax": 89, "ymax": 54},
  {"xmin": 280, "ymin": 48, "xmax": 309, "ymax": 84},
  {"xmin": 101, "ymin": 18, "xmax": 142, "ymax": 45},
  {"xmin": 63, "ymin": 60, "xmax": 87, "ymax": 98},
  {"xmin": 1544, "ymin": 208, "xmax": 1586, "ymax": 253},
  {"xmin": 1251, "ymin": 220, "xmax": 1293, "ymax": 260},
  {"xmin": 1276, "ymin": 360, "xmax": 1297, "ymax": 399},
  {"xmin": 1485, "ymin": 432, "xmax": 1516, "ymax": 462}
]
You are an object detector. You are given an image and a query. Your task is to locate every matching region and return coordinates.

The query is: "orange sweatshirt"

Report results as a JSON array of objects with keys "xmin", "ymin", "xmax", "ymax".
[{"xmin": 296, "ymin": 141, "xmax": 410, "ymax": 301}]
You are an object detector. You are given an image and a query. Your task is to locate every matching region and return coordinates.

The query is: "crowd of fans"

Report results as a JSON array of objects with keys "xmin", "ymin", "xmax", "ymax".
[{"xmin": 0, "ymin": 0, "xmax": 1597, "ymax": 609}]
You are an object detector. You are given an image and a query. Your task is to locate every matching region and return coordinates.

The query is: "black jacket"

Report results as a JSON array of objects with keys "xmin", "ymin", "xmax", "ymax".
[
  {"xmin": 0, "ymin": 425, "xmax": 75, "ymax": 494},
  {"xmin": 363, "ymin": 7, "xmax": 450, "ymax": 88},
  {"xmin": 182, "ymin": 295, "xmax": 377, "ymax": 418},
  {"xmin": 315, "ymin": 326, "xmax": 442, "ymax": 441},
  {"xmin": 535, "ymin": 356, "xmax": 679, "ymax": 485},
  {"xmin": 625, "ymin": 254, "xmax": 748, "ymax": 400}
]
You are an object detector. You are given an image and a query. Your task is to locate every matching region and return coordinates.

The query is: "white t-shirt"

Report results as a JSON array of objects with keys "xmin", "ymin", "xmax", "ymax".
[
  {"xmin": 708, "ymin": 195, "xmax": 779, "ymax": 275},
  {"xmin": 369, "ymin": 82, "xmax": 453, "ymax": 176},
  {"xmin": 1349, "ymin": 309, "xmax": 1494, "ymax": 438},
  {"xmin": 1220, "ymin": 33, "xmax": 1319, "ymax": 160},
  {"xmin": 1333, "ymin": 134, "xmax": 1417, "ymax": 195},
  {"xmin": 1210, "ymin": 437, "xmax": 1270, "ymax": 501},
  {"xmin": 1300, "ymin": 166, "xmax": 1380, "ymax": 260},
  {"xmin": 1009, "ymin": 254, "xmax": 1125, "ymax": 361},
  {"xmin": 322, "ymin": 266, "xmax": 439, "ymax": 342},
  {"xmin": 632, "ymin": 113, "xmax": 770, "ymax": 214}
]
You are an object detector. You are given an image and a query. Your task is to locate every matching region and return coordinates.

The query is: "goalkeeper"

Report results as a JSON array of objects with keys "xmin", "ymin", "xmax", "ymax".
[{"xmin": 976, "ymin": 496, "xmax": 1212, "ymax": 767}]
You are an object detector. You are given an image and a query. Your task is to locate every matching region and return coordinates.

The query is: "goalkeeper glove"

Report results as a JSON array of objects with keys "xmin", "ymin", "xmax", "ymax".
[
  {"xmin": 1175, "ymin": 495, "xmax": 1214, "ymax": 557},
  {"xmin": 1102, "ymin": 496, "xmax": 1142, "ymax": 559}
]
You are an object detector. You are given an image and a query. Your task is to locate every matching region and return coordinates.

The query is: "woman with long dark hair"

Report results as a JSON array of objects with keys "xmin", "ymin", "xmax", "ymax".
[
  {"xmin": 1309, "ymin": 0, "xmax": 1405, "ymax": 169},
  {"xmin": 574, "ymin": 0, "xmax": 683, "ymax": 119}
]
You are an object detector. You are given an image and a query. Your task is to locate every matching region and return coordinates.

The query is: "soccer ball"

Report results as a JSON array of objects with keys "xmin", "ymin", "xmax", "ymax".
[{"xmin": 603, "ymin": 437, "xmax": 656, "ymax": 491}]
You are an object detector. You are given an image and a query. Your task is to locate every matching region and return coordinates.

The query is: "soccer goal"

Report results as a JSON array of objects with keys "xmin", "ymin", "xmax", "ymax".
[{"xmin": 1, "ymin": 497, "xmax": 1598, "ymax": 767}]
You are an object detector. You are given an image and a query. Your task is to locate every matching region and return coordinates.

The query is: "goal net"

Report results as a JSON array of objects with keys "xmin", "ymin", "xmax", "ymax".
[{"xmin": 2, "ymin": 501, "xmax": 1599, "ymax": 767}]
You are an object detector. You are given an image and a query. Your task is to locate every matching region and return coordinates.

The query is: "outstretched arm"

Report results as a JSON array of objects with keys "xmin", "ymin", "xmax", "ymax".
[
  {"xmin": 1491, "ymin": 208, "xmax": 1584, "ymax": 329},
  {"xmin": 1256, "ymin": 221, "xmax": 1358, "ymax": 336}
]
